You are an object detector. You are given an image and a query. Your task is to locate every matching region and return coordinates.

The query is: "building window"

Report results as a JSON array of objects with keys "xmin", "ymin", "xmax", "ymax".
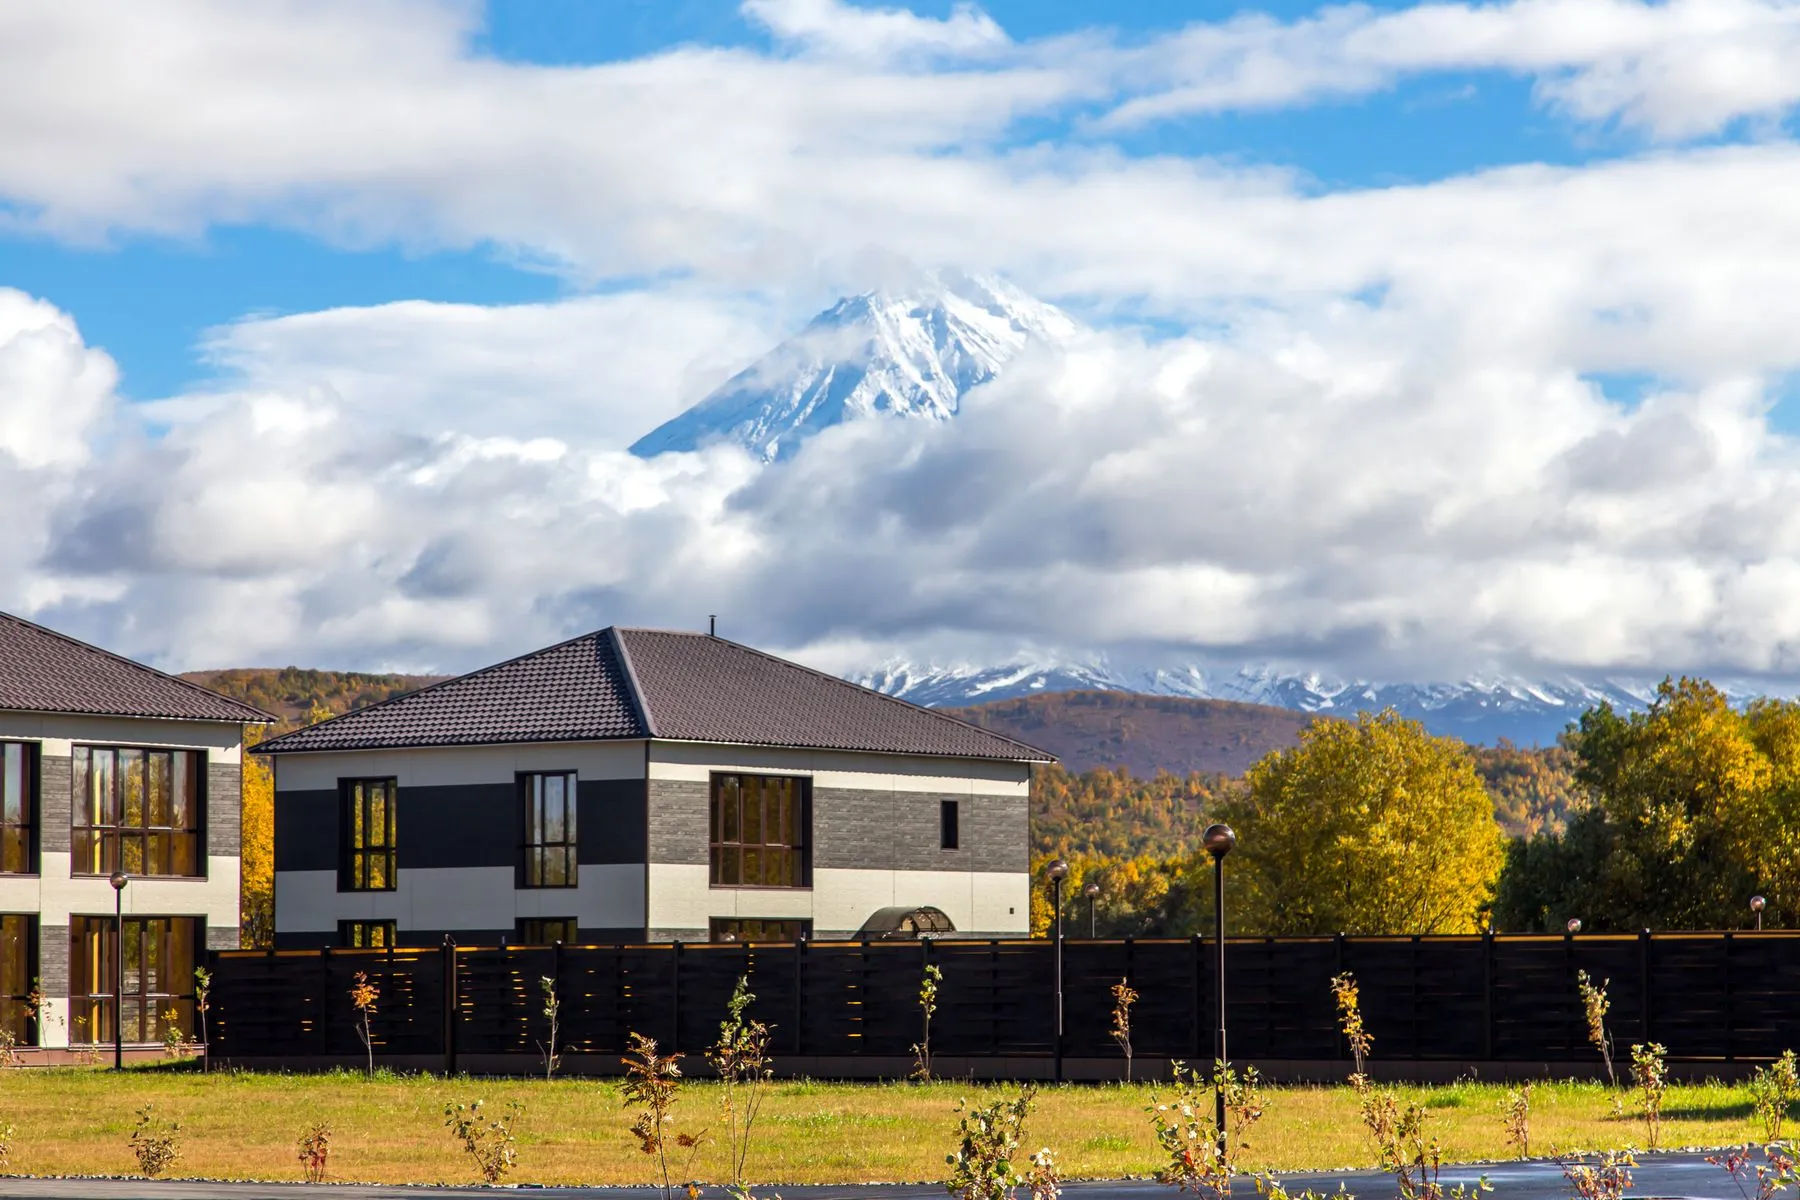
[
  {"xmin": 0, "ymin": 743, "xmax": 34, "ymax": 874},
  {"xmin": 340, "ymin": 779, "xmax": 397, "ymax": 892},
  {"xmin": 339, "ymin": 920, "xmax": 396, "ymax": 948},
  {"xmin": 516, "ymin": 917, "xmax": 578, "ymax": 945},
  {"xmin": 940, "ymin": 800, "xmax": 960, "ymax": 850},
  {"xmin": 71, "ymin": 746, "xmax": 203, "ymax": 878},
  {"xmin": 69, "ymin": 916, "xmax": 198, "ymax": 1046},
  {"xmin": 0, "ymin": 916, "xmax": 36, "ymax": 1047},
  {"xmin": 520, "ymin": 772, "xmax": 577, "ymax": 888},
  {"xmin": 710, "ymin": 917, "xmax": 812, "ymax": 943},
  {"xmin": 710, "ymin": 773, "xmax": 810, "ymax": 889}
]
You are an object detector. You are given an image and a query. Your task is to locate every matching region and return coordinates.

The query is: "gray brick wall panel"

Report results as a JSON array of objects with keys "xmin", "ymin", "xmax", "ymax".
[
  {"xmin": 813, "ymin": 787, "xmax": 1025, "ymax": 874},
  {"xmin": 38, "ymin": 753, "xmax": 71, "ymax": 853},
  {"xmin": 38, "ymin": 924, "xmax": 68, "ymax": 997},
  {"xmin": 207, "ymin": 760, "xmax": 241, "ymax": 858},
  {"xmin": 647, "ymin": 778, "xmax": 709, "ymax": 866}
]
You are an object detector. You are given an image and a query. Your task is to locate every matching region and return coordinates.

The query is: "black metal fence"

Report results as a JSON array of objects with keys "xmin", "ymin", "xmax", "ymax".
[{"xmin": 205, "ymin": 932, "xmax": 1800, "ymax": 1076}]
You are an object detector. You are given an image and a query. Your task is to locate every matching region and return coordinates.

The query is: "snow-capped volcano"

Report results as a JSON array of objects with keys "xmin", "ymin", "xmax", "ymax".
[{"xmin": 631, "ymin": 270, "xmax": 1078, "ymax": 461}]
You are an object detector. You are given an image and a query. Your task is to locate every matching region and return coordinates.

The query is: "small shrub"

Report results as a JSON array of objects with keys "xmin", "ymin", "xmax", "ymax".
[
  {"xmin": 0, "ymin": 1119, "xmax": 14, "ymax": 1168},
  {"xmin": 1631, "ymin": 1043, "xmax": 1669, "ymax": 1150},
  {"xmin": 193, "ymin": 967, "xmax": 212, "ymax": 1068},
  {"xmin": 1358, "ymin": 1085, "xmax": 1489, "ymax": 1200},
  {"xmin": 1025, "ymin": 1147, "xmax": 1061, "ymax": 1200},
  {"xmin": 1707, "ymin": 1143, "xmax": 1799, "ymax": 1200},
  {"xmin": 1146, "ymin": 1061, "xmax": 1262, "ymax": 1200},
  {"xmin": 707, "ymin": 974, "xmax": 775, "ymax": 1194},
  {"xmin": 444, "ymin": 1098, "xmax": 522, "ymax": 1185},
  {"xmin": 1500, "ymin": 1084, "xmax": 1531, "ymax": 1159},
  {"xmin": 912, "ymin": 964, "xmax": 942, "ymax": 1082},
  {"xmin": 1751, "ymin": 1052, "xmax": 1800, "ymax": 1140},
  {"xmin": 623, "ymin": 1031, "xmax": 704, "ymax": 1200},
  {"xmin": 947, "ymin": 1084, "xmax": 1039, "ymax": 1200},
  {"xmin": 1331, "ymin": 973, "xmax": 1373, "ymax": 1080},
  {"xmin": 1557, "ymin": 1148, "xmax": 1635, "ymax": 1200},
  {"xmin": 538, "ymin": 975, "xmax": 562, "ymax": 1080},
  {"xmin": 348, "ymin": 972, "xmax": 379, "ymax": 1078},
  {"xmin": 130, "ymin": 1104, "xmax": 182, "ymax": 1179},
  {"xmin": 0, "ymin": 1027, "xmax": 19, "ymax": 1067},
  {"xmin": 1111, "ymin": 979, "xmax": 1139, "ymax": 1083},
  {"xmin": 1577, "ymin": 972, "xmax": 1617, "ymax": 1090},
  {"xmin": 160, "ymin": 1006, "xmax": 188, "ymax": 1059},
  {"xmin": 296, "ymin": 1120, "xmax": 332, "ymax": 1183}
]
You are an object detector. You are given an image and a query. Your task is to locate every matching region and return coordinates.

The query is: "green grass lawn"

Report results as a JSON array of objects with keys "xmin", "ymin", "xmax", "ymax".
[{"xmin": 0, "ymin": 1066, "xmax": 1774, "ymax": 1187}]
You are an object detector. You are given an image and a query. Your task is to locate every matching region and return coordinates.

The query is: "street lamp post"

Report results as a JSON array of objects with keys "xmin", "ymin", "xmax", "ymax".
[
  {"xmin": 1084, "ymin": 881, "xmax": 1100, "ymax": 938},
  {"xmin": 109, "ymin": 872, "xmax": 129, "ymax": 1071},
  {"xmin": 1752, "ymin": 895, "xmax": 1767, "ymax": 931},
  {"xmin": 1203, "ymin": 823, "xmax": 1236, "ymax": 1160},
  {"xmin": 1567, "ymin": 918, "xmax": 1582, "ymax": 934},
  {"xmin": 1046, "ymin": 859, "xmax": 1069, "ymax": 1083}
]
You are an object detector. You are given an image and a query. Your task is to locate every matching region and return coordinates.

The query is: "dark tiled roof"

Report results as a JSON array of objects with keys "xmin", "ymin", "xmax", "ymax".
[
  {"xmin": 618, "ymin": 629, "xmax": 1051, "ymax": 762},
  {"xmin": 0, "ymin": 612, "xmax": 273, "ymax": 724},
  {"xmin": 251, "ymin": 631, "xmax": 647, "ymax": 753},
  {"xmin": 256, "ymin": 627, "xmax": 1051, "ymax": 763}
]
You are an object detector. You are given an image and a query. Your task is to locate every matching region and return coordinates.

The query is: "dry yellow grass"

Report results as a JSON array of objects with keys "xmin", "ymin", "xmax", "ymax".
[{"xmin": 0, "ymin": 1067, "xmax": 1766, "ymax": 1187}]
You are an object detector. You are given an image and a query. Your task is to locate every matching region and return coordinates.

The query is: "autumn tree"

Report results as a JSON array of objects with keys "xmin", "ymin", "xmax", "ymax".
[
  {"xmin": 1495, "ymin": 678, "xmax": 1800, "ymax": 931},
  {"xmin": 1223, "ymin": 709, "xmax": 1504, "ymax": 934}
]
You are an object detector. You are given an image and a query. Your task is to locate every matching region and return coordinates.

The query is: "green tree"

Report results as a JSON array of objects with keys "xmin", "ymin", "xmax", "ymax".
[{"xmin": 1224, "ymin": 709, "xmax": 1504, "ymax": 934}]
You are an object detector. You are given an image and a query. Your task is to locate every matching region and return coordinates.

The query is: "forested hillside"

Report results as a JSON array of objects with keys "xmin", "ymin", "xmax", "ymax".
[{"xmin": 180, "ymin": 666, "xmax": 444, "ymax": 729}]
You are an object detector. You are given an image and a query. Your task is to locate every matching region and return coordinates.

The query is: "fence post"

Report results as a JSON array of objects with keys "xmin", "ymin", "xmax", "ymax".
[
  {"xmin": 794, "ymin": 935, "xmax": 807, "ymax": 1059},
  {"xmin": 1723, "ymin": 931, "xmax": 1735, "ymax": 1061},
  {"xmin": 1192, "ymin": 933, "xmax": 1205, "ymax": 1059},
  {"xmin": 672, "ymin": 940, "xmax": 684, "ymax": 1052},
  {"xmin": 1333, "ymin": 932, "xmax": 1346, "ymax": 1063},
  {"xmin": 1639, "ymin": 929, "xmax": 1652, "ymax": 1044},
  {"xmin": 320, "ymin": 945, "xmax": 332, "ymax": 1057},
  {"xmin": 1482, "ymin": 930, "xmax": 1494, "ymax": 1062},
  {"xmin": 441, "ymin": 936, "xmax": 457, "ymax": 1077}
]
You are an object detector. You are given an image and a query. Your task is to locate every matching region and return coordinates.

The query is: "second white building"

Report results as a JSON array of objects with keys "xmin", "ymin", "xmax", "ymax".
[{"xmin": 256, "ymin": 627, "xmax": 1051, "ymax": 946}]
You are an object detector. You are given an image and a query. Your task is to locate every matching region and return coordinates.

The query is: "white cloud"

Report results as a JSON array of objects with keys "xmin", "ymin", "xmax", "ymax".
[
  {"xmin": 744, "ymin": 0, "xmax": 1009, "ymax": 61},
  {"xmin": 182, "ymin": 291, "xmax": 776, "ymax": 448}
]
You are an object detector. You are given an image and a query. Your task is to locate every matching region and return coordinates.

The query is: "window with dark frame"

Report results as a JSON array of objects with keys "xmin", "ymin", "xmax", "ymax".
[
  {"xmin": 0, "ymin": 915, "xmax": 35, "ymax": 1047},
  {"xmin": 71, "ymin": 746, "xmax": 203, "ymax": 878},
  {"xmin": 69, "ymin": 915, "xmax": 198, "ymax": 1046},
  {"xmin": 340, "ymin": 779, "xmax": 397, "ymax": 892},
  {"xmin": 709, "ymin": 773, "xmax": 810, "ymax": 888},
  {"xmin": 516, "ymin": 917, "xmax": 578, "ymax": 944},
  {"xmin": 0, "ymin": 743, "xmax": 35, "ymax": 875},
  {"xmin": 709, "ymin": 917, "xmax": 812, "ymax": 943},
  {"xmin": 940, "ymin": 799, "xmax": 960, "ymax": 851},
  {"xmin": 519, "ymin": 772, "xmax": 577, "ymax": 888},
  {"xmin": 338, "ymin": 920, "xmax": 396, "ymax": 948}
]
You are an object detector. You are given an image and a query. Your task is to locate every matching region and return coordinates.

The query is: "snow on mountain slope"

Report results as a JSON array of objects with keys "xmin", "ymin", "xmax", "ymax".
[
  {"xmin": 852, "ymin": 656, "xmax": 1676, "ymax": 747},
  {"xmin": 630, "ymin": 270, "xmax": 1079, "ymax": 461}
]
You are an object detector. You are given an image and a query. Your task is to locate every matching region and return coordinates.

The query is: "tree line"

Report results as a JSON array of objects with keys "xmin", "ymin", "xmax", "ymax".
[{"xmin": 1033, "ymin": 678, "xmax": 1800, "ymax": 937}]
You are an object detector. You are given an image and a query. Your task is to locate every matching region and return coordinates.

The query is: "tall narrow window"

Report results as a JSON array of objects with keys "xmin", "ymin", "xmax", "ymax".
[
  {"xmin": 940, "ymin": 800, "xmax": 960, "ymax": 850},
  {"xmin": 70, "ymin": 916, "xmax": 197, "ymax": 1046},
  {"xmin": 340, "ymin": 779, "xmax": 397, "ymax": 891},
  {"xmin": 0, "ymin": 916, "xmax": 35, "ymax": 1046},
  {"xmin": 71, "ymin": 746, "xmax": 202, "ymax": 877},
  {"xmin": 709, "ymin": 773, "xmax": 810, "ymax": 888},
  {"xmin": 0, "ymin": 743, "xmax": 34, "ymax": 874},
  {"xmin": 338, "ymin": 920, "xmax": 396, "ymax": 948},
  {"xmin": 520, "ymin": 772, "xmax": 577, "ymax": 888}
]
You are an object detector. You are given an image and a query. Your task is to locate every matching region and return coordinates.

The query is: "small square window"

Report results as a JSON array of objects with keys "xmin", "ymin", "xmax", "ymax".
[
  {"xmin": 516, "ymin": 917, "xmax": 578, "ymax": 944},
  {"xmin": 339, "ymin": 920, "xmax": 396, "ymax": 948}
]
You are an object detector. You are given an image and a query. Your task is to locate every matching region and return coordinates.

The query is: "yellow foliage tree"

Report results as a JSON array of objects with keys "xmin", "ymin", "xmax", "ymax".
[
  {"xmin": 240, "ymin": 725, "xmax": 275, "ymax": 948},
  {"xmin": 1226, "ymin": 709, "xmax": 1504, "ymax": 934}
]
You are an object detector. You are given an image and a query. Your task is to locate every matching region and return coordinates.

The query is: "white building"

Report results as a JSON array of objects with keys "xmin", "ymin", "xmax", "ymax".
[
  {"xmin": 0, "ymin": 612, "xmax": 270, "ymax": 1052},
  {"xmin": 256, "ymin": 627, "xmax": 1050, "ymax": 945}
]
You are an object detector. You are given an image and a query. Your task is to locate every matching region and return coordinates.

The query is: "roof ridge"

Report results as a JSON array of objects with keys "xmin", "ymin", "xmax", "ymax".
[
  {"xmin": 608, "ymin": 627, "xmax": 658, "ymax": 738},
  {"xmin": 0, "ymin": 611, "xmax": 275, "ymax": 723},
  {"xmin": 629, "ymin": 629, "xmax": 1053, "ymax": 761},
  {"xmin": 253, "ymin": 626, "xmax": 619, "ymax": 752}
]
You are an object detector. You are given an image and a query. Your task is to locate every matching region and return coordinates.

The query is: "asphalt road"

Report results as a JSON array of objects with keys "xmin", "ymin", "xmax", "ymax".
[{"xmin": 0, "ymin": 1151, "xmax": 1758, "ymax": 1200}]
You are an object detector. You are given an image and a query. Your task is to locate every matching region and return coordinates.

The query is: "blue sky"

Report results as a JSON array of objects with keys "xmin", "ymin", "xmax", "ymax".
[
  {"xmin": 7, "ymin": 0, "xmax": 1800, "ymax": 683},
  {"xmin": 0, "ymin": 0, "xmax": 1715, "ymax": 402}
]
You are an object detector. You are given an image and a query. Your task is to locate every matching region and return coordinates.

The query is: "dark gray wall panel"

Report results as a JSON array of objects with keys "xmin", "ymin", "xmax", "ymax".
[
  {"xmin": 398, "ymin": 784, "xmax": 515, "ymax": 869},
  {"xmin": 274, "ymin": 789, "xmax": 339, "ymax": 872},
  {"xmin": 275, "ymin": 925, "xmax": 646, "ymax": 950},
  {"xmin": 578, "ymin": 778, "xmax": 646, "ymax": 865},
  {"xmin": 38, "ymin": 753, "xmax": 70, "ymax": 854},
  {"xmin": 38, "ymin": 922, "xmax": 67, "ymax": 998}
]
